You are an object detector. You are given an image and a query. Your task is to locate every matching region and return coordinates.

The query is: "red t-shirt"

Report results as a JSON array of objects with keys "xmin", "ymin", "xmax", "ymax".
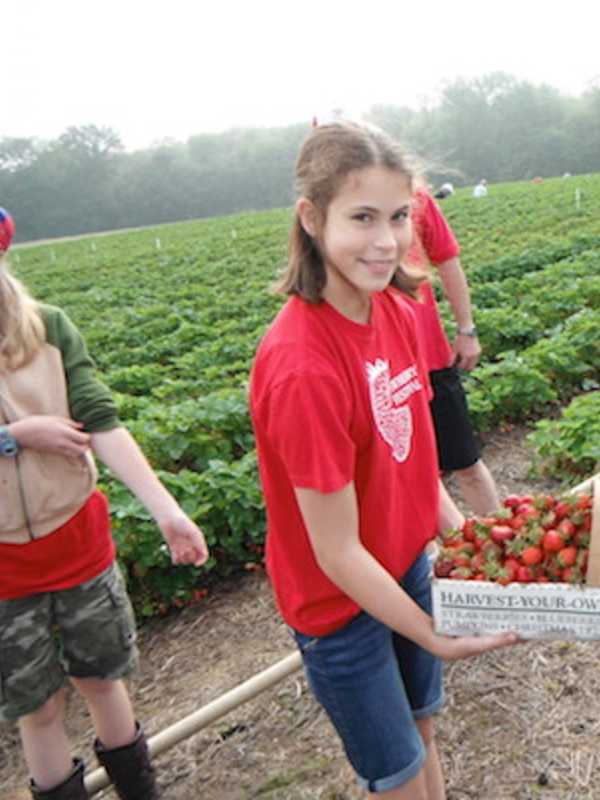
[
  {"xmin": 0, "ymin": 489, "xmax": 115, "ymax": 600},
  {"xmin": 250, "ymin": 291, "xmax": 440, "ymax": 636},
  {"xmin": 406, "ymin": 190, "xmax": 460, "ymax": 372}
]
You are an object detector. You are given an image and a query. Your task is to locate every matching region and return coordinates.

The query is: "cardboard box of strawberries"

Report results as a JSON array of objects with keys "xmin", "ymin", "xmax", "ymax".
[{"xmin": 432, "ymin": 475, "xmax": 600, "ymax": 640}]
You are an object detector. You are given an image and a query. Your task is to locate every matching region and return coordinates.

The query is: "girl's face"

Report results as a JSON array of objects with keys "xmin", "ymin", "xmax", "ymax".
[{"xmin": 301, "ymin": 166, "xmax": 413, "ymax": 323}]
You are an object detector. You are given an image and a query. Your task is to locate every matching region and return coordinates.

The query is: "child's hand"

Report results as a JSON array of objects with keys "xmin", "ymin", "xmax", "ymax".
[
  {"xmin": 433, "ymin": 631, "xmax": 522, "ymax": 661},
  {"xmin": 158, "ymin": 512, "xmax": 209, "ymax": 567},
  {"xmin": 10, "ymin": 415, "xmax": 90, "ymax": 456},
  {"xmin": 452, "ymin": 335, "xmax": 481, "ymax": 372}
]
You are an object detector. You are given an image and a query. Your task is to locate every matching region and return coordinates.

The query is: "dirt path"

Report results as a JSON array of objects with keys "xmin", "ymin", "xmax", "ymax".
[{"xmin": 3, "ymin": 426, "xmax": 598, "ymax": 800}]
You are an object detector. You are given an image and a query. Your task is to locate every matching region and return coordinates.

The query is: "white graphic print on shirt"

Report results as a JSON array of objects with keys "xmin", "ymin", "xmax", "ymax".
[{"xmin": 366, "ymin": 359, "xmax": 422, "ymax": 463}]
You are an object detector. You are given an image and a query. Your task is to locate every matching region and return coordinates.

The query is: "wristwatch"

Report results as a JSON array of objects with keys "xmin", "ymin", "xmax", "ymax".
[
  {"xmin": 0, "ymin": 425, "xmax": 19, "ymax": 457},
  {"xmin": 457, "ymin": 325, "xmax": 478, "ymax": 338}
]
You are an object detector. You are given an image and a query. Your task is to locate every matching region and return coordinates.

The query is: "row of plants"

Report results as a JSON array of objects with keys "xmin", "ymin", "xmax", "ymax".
[{"xmin": 13, "ymin": 174, "xmax": 600, "ymax": 614}]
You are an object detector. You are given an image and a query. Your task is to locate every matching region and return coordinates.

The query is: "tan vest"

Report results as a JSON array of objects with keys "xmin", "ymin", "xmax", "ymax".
[{"xmin": 0, "ymin": 342, "xmax": 97, "ymax": 544}]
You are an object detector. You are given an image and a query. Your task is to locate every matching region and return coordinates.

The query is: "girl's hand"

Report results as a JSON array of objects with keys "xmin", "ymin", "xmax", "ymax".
[
  {"xmin": 10, "ymin": 416, "xmax": 90, "ymax": 456},
  {"xmin": 157, "ymin": 512, "xmax": 209, "ymax": 567},
  {"xmin": 453, "ymin": 335, "xmax": 481, "ymax": 372},
  {"xmin": 432, "ymin": 631, "xmax": 521, "ymax": 661}
]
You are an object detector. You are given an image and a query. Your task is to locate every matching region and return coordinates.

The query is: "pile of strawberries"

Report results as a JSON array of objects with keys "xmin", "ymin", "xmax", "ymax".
[{"xmin": 434, "ymin": 492, "xmax": 593, "ymax": 584}]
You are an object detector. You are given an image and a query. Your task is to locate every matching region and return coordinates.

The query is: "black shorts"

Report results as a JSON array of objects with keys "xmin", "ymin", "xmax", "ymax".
[{"xmin": 429, "ymin": 366, "xmax": 480, "ymax": 472}]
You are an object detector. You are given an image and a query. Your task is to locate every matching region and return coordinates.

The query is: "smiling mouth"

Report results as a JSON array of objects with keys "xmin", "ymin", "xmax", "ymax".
[{"xmin": 362, "ymin": 259, "xmax": 395, "ymax": 274}]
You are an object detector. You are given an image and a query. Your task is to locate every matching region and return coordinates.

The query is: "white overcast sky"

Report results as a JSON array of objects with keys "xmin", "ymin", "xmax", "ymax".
[{"xmin": 4, "ymin": 0, "xmax": 599, "ymax": 152}]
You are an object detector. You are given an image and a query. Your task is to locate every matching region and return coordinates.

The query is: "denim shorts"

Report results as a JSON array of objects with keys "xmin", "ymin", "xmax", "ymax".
[
  {"xmin": 0, "ymin": 562, "xmax": 138, "ymax": 722},
  {"xmin": 292, "ymin": 552, "xmax": 443, "ymax": 794}
]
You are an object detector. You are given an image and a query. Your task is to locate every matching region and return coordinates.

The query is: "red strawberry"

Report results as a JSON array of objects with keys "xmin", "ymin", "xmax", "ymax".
[
  {"xmin": 434, "ymin": 559, "xmax": 454, "ymax": 578},
  {"xmin": 518, "ymin": 505, "xmax": 541, "ymax": 521},
  {"xmin": 535, "ymin": 494, "xmax": 556, "ymax": 510},
  {"xmin": 503, "ymin": 494, "xmax": 522, "ymax": 509},
  {"xmin": 504, "ymin": 557, "xmax": 521, "ymax": 576},
  {"xmin": 517, "ymin": 565, "xmax": 534, "ymax": 582},
  {"xmin": 509, "ymin": 514, "xmax": 526, "ymax": 531},
  {"xmin": 490, "ymin": 525, "xmax": 516, "ymax": 545},
  {"xmin": 470, "ymin": 551, "xmax": 486, "ymax": 572},
  {"xmin": 557, "ymin": 546, "xmax": 578, "ymax": 568},
  {"xmin": 542, "ymin": 529, "xmax": 564, "ymax": 553},
  {"xmin": 451, "ymin": 553, "xmax": 473, "ymax": 569},
  {"xmin": 575, "ymin": 494, "xmax": 592, "ymax": 510},
  {"xmin": 562, "ymin": 566, "xmax": 584, "ymax": 584},
  {"xmin": 440, "ymin": 529, "xmax": 465, "ymax": 547},
  {"xmin": 554, "ymin": 500, "xmax": 573, "ymax": 520},
  {"xmin": 581, "ymin": 513, "xmax": 592, "ymax": 533},
  {"xmin": 557, "ymin": 519, "xmax": 576, "ymax": 540},
  {"xmin": 521, "ymin": 546, "xmax": 543, "ymax": 566},
  {"xmin": 461, "ymin": 518, "xmax": 477, "ymax": 542}
]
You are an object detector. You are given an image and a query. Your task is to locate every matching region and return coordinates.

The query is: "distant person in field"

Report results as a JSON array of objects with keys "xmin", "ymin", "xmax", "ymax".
[
  {"xmin": 0, "ymin": 248, "xmax": 209, "ymax": 799},
  {"xmin": 405, "ymin": 188, "xmax": 500, "ymax": 517},
  {"xmin": 250, "ymin": 121, "xmax": 517, "ymax": 800},
  {"xmin": 433, "ymin": 182, "xmax": 454, "ymax": 200},
  {"xmin": 472, "ymin": 179, "xmax": 488, "ymax": 198}
]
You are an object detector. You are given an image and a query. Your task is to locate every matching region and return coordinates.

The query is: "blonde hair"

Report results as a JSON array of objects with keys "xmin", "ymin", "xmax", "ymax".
[
  {"xmin": 275, "ymin": 121, "xmax": 425, "ymax": 301},
  {"xmin": 0, "ymin": 255, "xmax": 45, "ymax": 371}
]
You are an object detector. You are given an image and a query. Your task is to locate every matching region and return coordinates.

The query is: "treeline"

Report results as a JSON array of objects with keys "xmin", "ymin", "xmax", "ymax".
[{"xmin": 3, "ymin": 72, "xmax": 600, "ymax": 242}]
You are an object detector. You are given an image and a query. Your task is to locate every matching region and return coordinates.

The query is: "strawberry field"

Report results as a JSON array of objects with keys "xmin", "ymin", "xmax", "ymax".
[{"xmin": 13, "ymin": 174, "xmax": 600, "ymax": 616}]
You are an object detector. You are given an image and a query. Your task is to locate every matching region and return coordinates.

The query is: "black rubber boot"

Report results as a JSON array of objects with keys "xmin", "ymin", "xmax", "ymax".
[
  {"xmin": 30, "ymin": 759, "xmax": 88, "ymax": 800},
  {"xmin": 94, "ymin": 723, "xmax": 159, "ymax": 800}
]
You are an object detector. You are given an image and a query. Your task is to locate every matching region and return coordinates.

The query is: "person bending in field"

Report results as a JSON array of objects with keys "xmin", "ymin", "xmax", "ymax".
[
  {"xmin": 249, "ymin": 121, "xmax": 518, "ymax": 800},
  {"xmin": 0, "ymin": 243, "xmax": 209, "ymax": 800},
  {"xmin": 472, "ymin": 179, "xmax": 488, "ymax": 198}
]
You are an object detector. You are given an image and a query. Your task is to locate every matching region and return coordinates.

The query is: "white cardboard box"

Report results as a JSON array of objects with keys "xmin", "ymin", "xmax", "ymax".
[
  {"xmin": 432, "ymin": 579, "xmax": 600, "ymax": 640},
  {"xmin": 432, "ymin": 473, "xmax": 600, "ymax": 641}
]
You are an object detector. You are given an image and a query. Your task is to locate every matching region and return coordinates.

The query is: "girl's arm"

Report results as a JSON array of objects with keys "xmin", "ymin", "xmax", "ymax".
[
  {"xmin": 91, "ymin": 427, "xmax": 209, "ymax": 567},
  {"xmin": 295, "ymin": 481, "xmax": 516, "ymax": 660},
  {"xmin": 436, "ymin": 256, "xmax": 481, "ymax": 372},
  {"xmin": 9, "ymin": 415, "xmax": 90, "ymax": 456}
]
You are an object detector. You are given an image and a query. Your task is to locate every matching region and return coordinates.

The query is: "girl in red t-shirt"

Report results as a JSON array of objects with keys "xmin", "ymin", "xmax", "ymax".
[{"xmin": 250, "ymin": 122, "xmax": 517, "ymax": 799}]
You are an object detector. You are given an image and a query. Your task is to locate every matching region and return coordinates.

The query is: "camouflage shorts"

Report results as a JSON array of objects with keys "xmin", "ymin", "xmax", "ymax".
[{"xmin": 0, "ymin": 562, "xmax": 138, "ymax": 722}]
